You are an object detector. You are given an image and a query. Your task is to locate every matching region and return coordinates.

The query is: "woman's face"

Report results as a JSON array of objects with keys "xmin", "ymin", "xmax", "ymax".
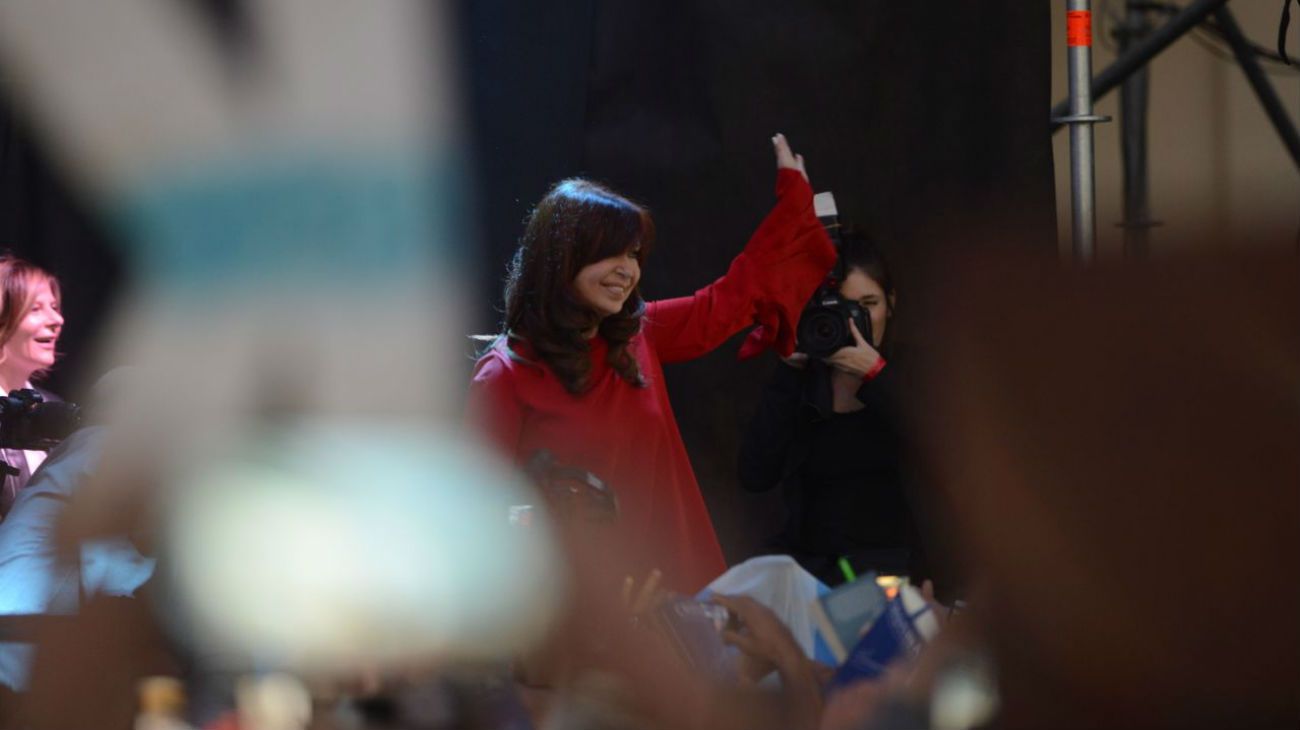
[
  {"xmin": 573, "ymin": 247, "xmax": 641, "ymax": 319},
  {"xmin": 839, "ymin": 268, "xmax": 890, "ymax": 348},
  {"xmin": 2, "ymin": 280, "xmax": 63, "ymax": 377}
]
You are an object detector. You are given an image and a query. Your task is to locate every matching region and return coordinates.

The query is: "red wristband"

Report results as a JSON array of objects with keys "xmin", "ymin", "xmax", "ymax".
[{"xmin": 862, "ymin": 357, "xmax": 886, "ymax": 382}]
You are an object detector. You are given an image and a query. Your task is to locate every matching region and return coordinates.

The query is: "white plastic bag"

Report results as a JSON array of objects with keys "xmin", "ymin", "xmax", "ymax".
[{"xmin": 697, "ymin": 555, "xmax": 827, "ymax": 660}]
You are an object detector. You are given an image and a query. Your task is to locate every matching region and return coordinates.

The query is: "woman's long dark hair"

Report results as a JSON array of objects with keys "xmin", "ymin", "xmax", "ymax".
[
  {"xmin": 498, "ymin": 178, "xmax": 655, "ymax": 394},
  {"xmin": 838, "ymin": 229, "xmax": 896, "ymax": 354}
]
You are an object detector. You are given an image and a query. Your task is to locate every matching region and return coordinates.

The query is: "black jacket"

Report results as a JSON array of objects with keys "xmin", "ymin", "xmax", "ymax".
[{"xmin": 738, "ymin": 356, "xmax": 924, "ymax": 585}]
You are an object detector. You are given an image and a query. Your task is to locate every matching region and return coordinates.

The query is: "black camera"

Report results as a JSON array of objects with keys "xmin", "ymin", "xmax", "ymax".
[
  {"xmin": 0, "ymin": 388, "xmax": 82, "ymax": 451},
  {"xmin": 796, "ymin": 192, "xmax": 873, "ymax": 359},
  {"xmin": 524, "ymin": 449, "xmax": 619, "ymax": 523},
  {"xmin": 796, "ymin": 288, "xmax": 873, "ymax": 359}
]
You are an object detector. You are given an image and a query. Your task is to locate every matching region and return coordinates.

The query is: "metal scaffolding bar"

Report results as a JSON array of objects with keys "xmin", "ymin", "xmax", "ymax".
[
  {"xmin": 1118, "ymin": 1, "xmax": 1157, "ymax": 258},
  {"xmin": 1210, "ymin": 5, "xmax": 1300, "ymax": 171},
  {"xmin": 1058, "ymin": 0, "xmax": 1108, "ymax": 261},
  {"xmin": 1051, "ymin": 0, "xmax": 1232, "ymax": 133}
]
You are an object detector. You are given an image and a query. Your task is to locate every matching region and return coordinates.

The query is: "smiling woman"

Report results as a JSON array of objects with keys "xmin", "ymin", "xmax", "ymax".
[
  {"xmin": 469, "ymin": 135, "xmax": 837, "ymax": 591},
  {"xmin": 573, "ymin": 245, "xmax": 641, "ymax": 320},
  {"xmin": 0, "ymin": 255, "xmax": 65, "ymax": 518},
  {"xmin": 492, "ymin": 177, "xmax": 655, "ymax": 397}
]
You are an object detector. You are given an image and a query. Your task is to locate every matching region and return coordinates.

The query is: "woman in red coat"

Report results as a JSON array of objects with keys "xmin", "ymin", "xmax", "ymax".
[{"xmin": 469, "ymin": 135, "xmax": 835, "ymax": 591}]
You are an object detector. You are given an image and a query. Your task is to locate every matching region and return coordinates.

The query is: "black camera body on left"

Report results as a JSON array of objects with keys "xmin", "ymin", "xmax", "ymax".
[{"xmin": 0, "ymin": 388, "xmax": 82, "ymax": 451}]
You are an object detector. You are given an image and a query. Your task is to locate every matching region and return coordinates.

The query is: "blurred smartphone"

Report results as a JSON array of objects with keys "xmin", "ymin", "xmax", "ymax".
[{"xmin": 650, "ymin": 597, "xmax": 737, "ymax": 676}]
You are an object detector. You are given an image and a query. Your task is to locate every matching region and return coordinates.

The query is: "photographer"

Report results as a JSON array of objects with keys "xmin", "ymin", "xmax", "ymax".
[
  {"xmin": 738, "ymin": 233, "xmax": 922, "ymax": 585},
  {"xmin": 0, "ymin": 256, "xmax": 65, "ymax": 520}
]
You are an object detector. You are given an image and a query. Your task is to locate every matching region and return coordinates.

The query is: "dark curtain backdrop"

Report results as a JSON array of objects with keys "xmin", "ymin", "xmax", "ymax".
[
  {"xmin": 0, "ymin": 104, "xmax": 125, "ymax": 402},
  {"xmin": 0, "ymin": 1, "xmax": 1056, "ymax": 563},
  {"xmin": 459, "ymin": 1, "xmax": 1057, "ymax": 563}
]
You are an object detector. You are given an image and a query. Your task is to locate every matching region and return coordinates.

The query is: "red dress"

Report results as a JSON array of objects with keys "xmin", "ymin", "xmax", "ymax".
[{"xmin": 469, "ymin": 169, "xmax": 835, "ymax": 591}]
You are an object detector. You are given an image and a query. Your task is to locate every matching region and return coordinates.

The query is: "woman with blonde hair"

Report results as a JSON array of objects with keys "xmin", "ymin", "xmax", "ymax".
[{"xmin": 0, "ymin": 255, "xmax": 65, "ymax": 518}]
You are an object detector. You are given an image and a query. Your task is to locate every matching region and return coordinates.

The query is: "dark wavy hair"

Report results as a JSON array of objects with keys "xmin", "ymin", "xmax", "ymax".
[
  {"xmin": 838, "ymin": 228, "xmax": 896, "ymax": 352},
  {"xmin": 497, "ymin": 178, "xmax": 655, "ymax": 394}
]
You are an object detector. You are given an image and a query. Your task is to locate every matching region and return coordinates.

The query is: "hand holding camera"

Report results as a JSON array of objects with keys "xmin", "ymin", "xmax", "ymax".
[
  {"xmin": 823, "ymin": 319, "xmax": 883, "ymax": 379},
  {"xmin": 794, "ymin": 189, "xmax": 883, "ymax": 372}
]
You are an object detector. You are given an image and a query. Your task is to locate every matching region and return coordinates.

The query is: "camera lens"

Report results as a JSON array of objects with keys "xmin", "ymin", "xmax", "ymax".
[{"xmin": 798, "ymin": 308, "xmax": 846, "ymax": 358}]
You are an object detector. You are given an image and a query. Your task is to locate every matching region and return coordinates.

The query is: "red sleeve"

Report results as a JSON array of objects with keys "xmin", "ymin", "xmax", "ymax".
[
  {"xmin": 643, "ymin": 169, "xmax": 836, "ymax": 364},
  {"xmin": 466, "ymin": 352, "xmax": 526, "ymax": 463}
]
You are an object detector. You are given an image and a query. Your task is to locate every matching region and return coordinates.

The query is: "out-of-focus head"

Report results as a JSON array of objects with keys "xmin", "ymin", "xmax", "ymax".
[
  {"xmin": 501, "ymin": 179, "xmax": 655, "ymax": 394},
  {"xmin": 0, "ymin": 254, "xmax": 63, "ymax": 385},
  {"xmin": 923, "ymin": 250, "xmax": 1299, "ymax": 728},
  {"xmin": 837, "ymin": 231, "xmax": 894, "ymax": 348}
]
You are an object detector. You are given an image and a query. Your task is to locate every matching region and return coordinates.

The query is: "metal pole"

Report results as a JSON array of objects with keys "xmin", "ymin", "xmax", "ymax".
[
  {"xmin": 1118, "ymin": 0, "xmax": 1156, "ymax": 257},
  {"xmin": 1211, "ymin": 6, "xmax": 1300, "ymax": 171},
  {"xmin": 1052, "ymin": 0, "xmax": 1232, "ymax": 133},
  {"xmin": 1059, "ymin": 0, "xmax": 1108, "ymax": 261}
]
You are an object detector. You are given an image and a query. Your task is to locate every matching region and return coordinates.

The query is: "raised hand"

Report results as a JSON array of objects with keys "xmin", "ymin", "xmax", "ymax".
[{"xmin": 772, "ymin": 133, "xmax": 809, "ymax": 183}]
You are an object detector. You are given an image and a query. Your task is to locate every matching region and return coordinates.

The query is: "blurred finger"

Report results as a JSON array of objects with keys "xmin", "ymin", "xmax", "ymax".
[
  {"xmin": 716, "ymin": 594, "xmax": 782, "ymax": 636},
  {"xmin": 848, "ymin": 318, "xmax": 868, "ymax": 347},
  {"xmin": 721, "ymin": 629, "xmax": 762, "ymax": 656},
  {"xmin": 621, "ymin": 575, "xmax": 635, "ymax": 607},
  {"xmin": 712, "ymin": 593, "xmax": 756, "ymax": 617},
  {"xmin": 772, "ymin": 133, "xmax": 797, "ymax": 169},
  {"xmin": 632, "ymin": 569, "xmax": 662, "ymax": 614},
  {"xmin": 921, "ymin": 579, "xmax": 948, "ymax": 629},
  {"xmin": 713, "ymin": 595, "xmax": 760, "ymax": 630}
]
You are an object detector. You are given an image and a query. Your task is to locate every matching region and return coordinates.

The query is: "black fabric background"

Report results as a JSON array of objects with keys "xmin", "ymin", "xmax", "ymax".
[
  {"xmin": 0, "ymin": 1, "xmax": 1055, "ymax": 563},
  {"xmin": 0, "ymin": 106, "xmax": 125, "ymax": 402},
  {"xmin": 458, "ymin": 1, "xmax": 1056, "ymax": 562}
]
